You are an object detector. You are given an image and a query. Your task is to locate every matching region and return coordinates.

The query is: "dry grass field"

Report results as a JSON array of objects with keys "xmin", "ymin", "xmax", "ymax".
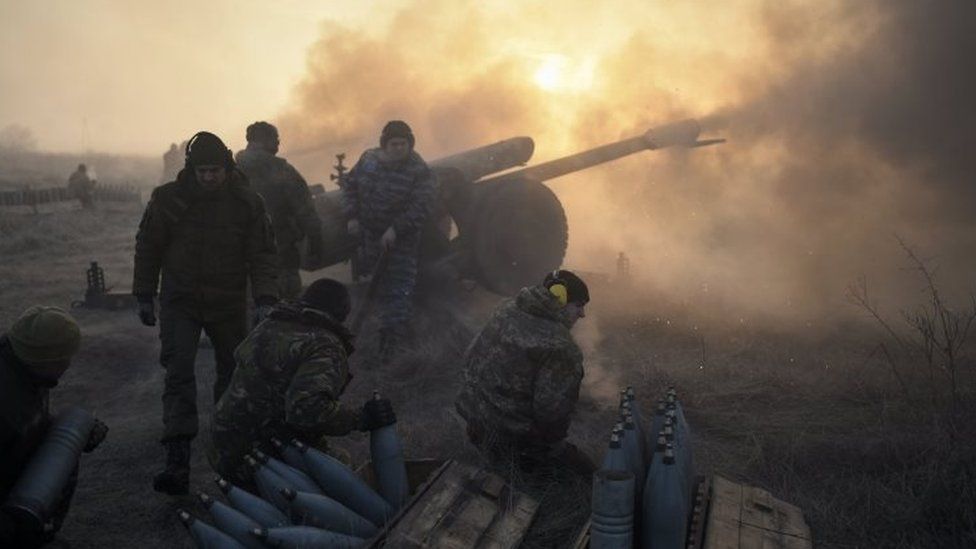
[{"xmin": 1, "ymin": 204, "xmax": 974, "ymax": 548}]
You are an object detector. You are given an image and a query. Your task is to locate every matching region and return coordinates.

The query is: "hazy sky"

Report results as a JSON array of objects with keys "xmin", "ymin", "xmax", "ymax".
[
  {"xmin": 0, "ymin": 0, "xmax": 398, "ymax": 153},
  {"xmin": 3, "ymin": 0, "xmax": 973, "ymax": 319}
]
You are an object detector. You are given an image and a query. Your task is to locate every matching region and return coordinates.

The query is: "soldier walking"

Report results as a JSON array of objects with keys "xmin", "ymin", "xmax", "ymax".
[
  {"xmin": 67, "ymin": 163, "xmax": 96, "ymax": 209},
  {"xmin": 209, "ymin": 278, "xmax": 394, "ymax": 485},
  {"xmin": 342, "ymin": 120, "xmax": 436, "ymax": 357},
  {"xmin": 455, "ymin": 270, "xmax": 596, "ymax": 475},
  {"xmin": 236, "ymin": 121, "xmax": 324, "ymax": 298},
  {"xmin": 133, "ymin": 132, "xmax": 278, "ymax": 495}
]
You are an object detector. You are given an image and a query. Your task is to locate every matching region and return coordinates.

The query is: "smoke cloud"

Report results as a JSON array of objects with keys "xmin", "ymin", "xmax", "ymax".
[{"xmin": 277, "ymin": 0, "xmax": 976, "ymax": 325}]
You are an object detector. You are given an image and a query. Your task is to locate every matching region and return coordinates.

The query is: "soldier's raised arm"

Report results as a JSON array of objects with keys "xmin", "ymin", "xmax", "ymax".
[{"xmin": 245, "ymin": 195, "xmax": 279, "ymax": 305}]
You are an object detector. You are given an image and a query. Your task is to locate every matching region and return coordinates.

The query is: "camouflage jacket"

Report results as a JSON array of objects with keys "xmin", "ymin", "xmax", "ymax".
[
  {"xmin": 132, "ymin": 169, "xmax": 278, "ymax": 314},
  {"xmin": 212, "ymin": 302, "xmax": 359, "ymax": 455},
  {"xmin": 340, "ymin": 148, "xmax": 436, "ymax": 237},
  {"xmin": 236, "ymin": 145, "xmax": 322, "ymax": 268},
  {"xmin": 455, "ymin": 286, "xmax": 584, "ymax": 447}
]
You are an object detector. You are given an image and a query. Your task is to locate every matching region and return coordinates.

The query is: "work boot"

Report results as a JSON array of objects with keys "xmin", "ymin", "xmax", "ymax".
[{"xmin": 153, "ymin": 438, "xmax": 191, "ymax": 495}]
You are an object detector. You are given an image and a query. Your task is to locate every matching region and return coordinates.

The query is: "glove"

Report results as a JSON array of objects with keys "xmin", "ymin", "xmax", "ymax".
[
  {"xmin": 138, "ymin": 301, "xmax": 156, "ymax": 326},
  {"xmin": 84, "ymin": 418, "xmax": 109, "ymax": 453},
  {"xmin": 360, "ymin": 396, "xmax": 396, "ymax": 431}
]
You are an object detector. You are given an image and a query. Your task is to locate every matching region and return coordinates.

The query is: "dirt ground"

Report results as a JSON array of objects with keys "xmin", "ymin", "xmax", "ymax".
[{"xmin": 2, "ymin": 204, "xmax": 974, "ymax": 548}]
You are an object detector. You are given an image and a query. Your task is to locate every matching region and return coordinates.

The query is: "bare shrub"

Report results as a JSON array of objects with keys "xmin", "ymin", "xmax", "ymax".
[{"xmin": 847, "ymin": 236, "xmax": 976, "ymax": 434}]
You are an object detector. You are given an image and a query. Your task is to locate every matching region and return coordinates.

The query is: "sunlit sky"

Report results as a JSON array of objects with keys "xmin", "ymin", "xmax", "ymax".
[
  {"xmin": 0, "ymin": 0, "xmax": 763, "ymax": 155},
  {"xmin": 0, "ymin": 0, "xmax": 401, "ymax": 153}
]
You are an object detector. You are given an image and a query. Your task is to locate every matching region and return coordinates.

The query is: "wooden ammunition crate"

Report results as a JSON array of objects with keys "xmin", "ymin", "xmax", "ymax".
[
  {"xmin": 361, "ymin": 459, "xmax": 539, "ymax": 549},
  {"xmin": 572, "ymin": 475, "xmax": 812, "ymax": 549}
]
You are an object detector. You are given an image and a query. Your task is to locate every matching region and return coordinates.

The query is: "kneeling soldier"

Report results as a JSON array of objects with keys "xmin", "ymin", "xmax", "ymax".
[
  {"xmin": 456, "ymin": 270, "xmax": 595, "ymax": 475},
  {"xmin": 209, "ymin": 278, "xmax": 393, "ymax": 485}
]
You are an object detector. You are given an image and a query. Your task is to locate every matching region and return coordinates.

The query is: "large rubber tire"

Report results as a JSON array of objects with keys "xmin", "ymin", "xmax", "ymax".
[{"xmin": 469, "ymin": 178, "xmax": 568, "ymax": 295}]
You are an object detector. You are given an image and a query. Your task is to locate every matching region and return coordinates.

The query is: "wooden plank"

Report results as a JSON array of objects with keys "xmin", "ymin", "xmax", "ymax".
[
  {"xmin": 704, "ymin": 476, "xmax": 742, "ymax": 549},
  {"xmin": 384, "ymin": 462, "xmax": 472, "ymax": 547},
  {"xmin": 479, "ymin": 492, "xmax": 538, "ymax": 549},
  {"xmin": 429, "ymin": 495, "xmax": 498, "ymax": 548},
  {"xmin": 740, "ymin": 485, "xmax": 811, "ymax": 544}
]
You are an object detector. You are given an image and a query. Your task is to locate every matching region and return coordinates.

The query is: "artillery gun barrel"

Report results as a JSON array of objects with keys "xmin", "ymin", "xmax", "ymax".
[
  {"xmin": 429, "ymin": 136, "xmax": 534, "ymax": 181},
  {"xmin": 481, "ymin": 118, "xmax": 704, "ymax": 183}
]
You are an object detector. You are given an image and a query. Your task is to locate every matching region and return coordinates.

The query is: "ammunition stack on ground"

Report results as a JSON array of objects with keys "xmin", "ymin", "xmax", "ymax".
[
  {"xmin": 178, "ymin": 397, "xmax": 409, "ymax": 549},
  {"xmin": 591, "ymin": 386, "xmax": 696, "ymax": 549}
]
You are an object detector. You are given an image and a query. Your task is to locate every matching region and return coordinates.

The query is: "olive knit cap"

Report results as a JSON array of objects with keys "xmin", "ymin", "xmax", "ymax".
[{"xmin": 8, "ymin": 306, "xmax": 81, "ymax": 364}]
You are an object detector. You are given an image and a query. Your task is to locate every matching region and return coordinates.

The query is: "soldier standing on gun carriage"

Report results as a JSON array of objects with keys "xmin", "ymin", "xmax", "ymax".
[
  {"xmin": 133, "ymin": 132, "xmax": 278, "ymax": 495},
  {"xmin": 237, "ymin": 121, "xmax": 324, "ymax": 299},
  {"xmin": 0, "ymin": 306, "xmax": 107, "ymax": 547},
  {"xmin": 455, "ymin": 270, "xmax": 596, "ymax": 476},
  {"xmin": 341, "ymin": 120, "xmax": 436, "ymax": 358}
]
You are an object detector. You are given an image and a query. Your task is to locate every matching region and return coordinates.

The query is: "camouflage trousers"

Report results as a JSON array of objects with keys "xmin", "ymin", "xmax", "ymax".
[
  {"xmin": 361, "ymin": 231, "xmax": 420, "ymax": 335},
  {"xmin": 158, "ymin": 306, "xmax": 247, "ymax": 442}
]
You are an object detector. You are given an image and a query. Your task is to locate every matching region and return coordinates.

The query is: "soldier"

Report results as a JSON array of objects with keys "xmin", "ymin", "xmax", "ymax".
[
  {"xmin": 236, "ymin": 121, "xmax": 324, "ymax": 298},
  {"xmin": 67, "ymin": 163, "xmax": 96, "ymax": 209},
  {"xmin": 0, "ymin": 306, "xmax": 108, "ymax": 547},
  {"xmin": 455, "ymin": 270, "xmax": 596, "ymax": 475},
  {"xmin": 208, "ymin": 278, "xmax": 395, "ymax": 485},
  {"xmin": 161, "ymin": 142, "xmax": 182, "ymax": 184},
  {"xmin": 133, "ymin": 131, "xmax": 278, "ymax": 495},
  {"xmin": 342, "ymin": 120, "xmax": 436, "ymax": 356}
]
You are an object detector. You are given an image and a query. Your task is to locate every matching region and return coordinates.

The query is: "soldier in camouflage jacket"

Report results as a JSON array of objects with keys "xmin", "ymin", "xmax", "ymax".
[
  {"xmin": 456, "ymin": 270, "xmax": 596, "ymax": 474},
  {"xmin": 341, "ymin": 120, "xmax": 436, "ymax": 354},
  {"xmin": 237, "ymin": 122, "xmax": 324, "ymax": 298},
  {"xmin": 209, "ymin": 279, "xmax": 392, "ymax": 485}
]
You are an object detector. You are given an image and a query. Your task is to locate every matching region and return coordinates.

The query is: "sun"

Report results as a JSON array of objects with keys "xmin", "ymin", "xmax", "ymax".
[{"xmin": 532, "ymin": 54, "xmax": 595, "ymax": 93}]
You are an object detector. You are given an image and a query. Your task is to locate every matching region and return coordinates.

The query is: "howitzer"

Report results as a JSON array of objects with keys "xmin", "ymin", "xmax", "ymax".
[{"xmin": 306, "ymin": 119, "xmax": 722, "ymax": 295}]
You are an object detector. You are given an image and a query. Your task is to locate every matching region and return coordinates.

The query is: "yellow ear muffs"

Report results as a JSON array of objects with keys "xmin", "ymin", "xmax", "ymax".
[{"xmin": 549, "ymin": 283, "xmax": 568, "ymax": 306}]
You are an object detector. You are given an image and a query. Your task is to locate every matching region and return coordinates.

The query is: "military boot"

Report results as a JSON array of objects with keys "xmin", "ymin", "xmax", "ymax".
[{"xmin": 153, "ymin": 438, "xmax": 191, "ymax": 495}]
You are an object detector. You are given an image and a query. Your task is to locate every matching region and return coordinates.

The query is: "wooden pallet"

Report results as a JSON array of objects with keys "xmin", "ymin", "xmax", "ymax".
[{"xmin": 364, "ymin": 460, "xmax": 539, "ymax": 549}]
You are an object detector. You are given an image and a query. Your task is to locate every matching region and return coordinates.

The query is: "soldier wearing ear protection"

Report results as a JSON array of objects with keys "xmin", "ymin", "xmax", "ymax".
[
  {"xmin": 133, "ymin": 131, "xmax": 279, "ymax": 495},
  {"xmin": 455, "ymin": 269, "xmax": 595, "ymax": 476}
]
